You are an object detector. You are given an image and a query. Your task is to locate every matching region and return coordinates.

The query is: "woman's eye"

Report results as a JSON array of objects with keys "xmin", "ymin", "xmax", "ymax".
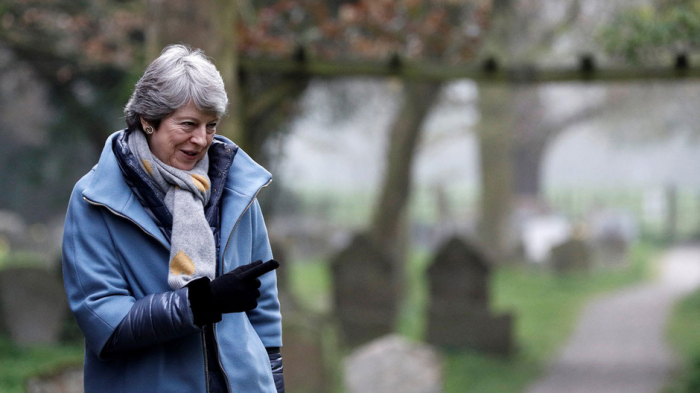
[{"xmin": 206, "ymin": 124, "xmax": 217, "ymax": 134}]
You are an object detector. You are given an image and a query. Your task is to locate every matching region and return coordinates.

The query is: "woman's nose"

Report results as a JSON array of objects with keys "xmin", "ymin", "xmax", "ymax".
[{"xmin": 190, "ymin": 125, "xmax": 208, "ymax": 145}]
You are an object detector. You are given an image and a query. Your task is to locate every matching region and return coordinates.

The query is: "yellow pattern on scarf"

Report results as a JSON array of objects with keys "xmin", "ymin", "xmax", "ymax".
[
  {"xmin": 170, "ymin": 250, "xmax": 196, "ymax": 276},
  {"xmin": 141, "ymin": 159, "xmax": 153, "ymax": 175},
  {"xmin": 190, "ymin": 174, "xmax": 210, "ymax": 192}
]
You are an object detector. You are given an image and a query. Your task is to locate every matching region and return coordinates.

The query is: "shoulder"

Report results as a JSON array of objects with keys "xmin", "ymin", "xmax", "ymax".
[
  {"xmin": 67, "ymin": 130, "xmax": 125, "ymax": 209},
  {"xmin": 210, "ymin": 135, "xmax": 272, "ymax": 197}
]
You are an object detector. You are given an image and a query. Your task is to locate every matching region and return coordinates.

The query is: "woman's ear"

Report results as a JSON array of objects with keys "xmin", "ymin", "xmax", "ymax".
[{"xmin": 139, "ymin": 117, "xmax": 151, "ymax": 132}]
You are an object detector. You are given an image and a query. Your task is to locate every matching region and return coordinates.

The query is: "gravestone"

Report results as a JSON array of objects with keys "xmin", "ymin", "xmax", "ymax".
[
  {"xmin": 550, "ymin": 237, "xmax": 592, "ymax": 274},
  {"xmin": 426, "ymin": 236, "xmax": 514, "ymax": 355},
  {"xmin": 592, "ymin": 234, "xmax": 629, "ymax": 268},
  {"xmin": 0, "ymin": 267, "xmax": 68, "ymax": 345},
  {"xmin": 27, "ymin": 365, "xmax": 83, "ymax": 393},
  {"xmin": 331, "ymin": 233, "xmax": 399, "ymax": 348},
  {"xmin": 587, "ymin": 209, "xmax": 635, "ymax": 268},
  {"xmin": 282, "ymin": 312, "xmax": 331, "ymax": 393},
  {"xmin": 0, "ymin": 210, "xmax": 26, "ymax": 251},
  {"xmin": 344, "ymin": 334, "xmax": 442, "ymax": 393},
  {"xmin": 520, "ymin": 215, "xmax": 572, "ymax": 264}
]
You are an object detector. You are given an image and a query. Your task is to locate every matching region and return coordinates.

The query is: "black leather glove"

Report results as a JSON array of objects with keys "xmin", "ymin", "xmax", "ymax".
[
  {"xmin": 211, "ymin": 260, "xmax": 279, "ymax": 313},
  {"xmin": 188, "ymin": 260, "xmax": 279, "ymax": 326}
]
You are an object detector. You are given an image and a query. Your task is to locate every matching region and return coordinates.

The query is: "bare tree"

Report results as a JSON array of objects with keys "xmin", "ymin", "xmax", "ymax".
[{"xmin": 474, "ymin": 0, "xmax": 594, "ymax": 262}]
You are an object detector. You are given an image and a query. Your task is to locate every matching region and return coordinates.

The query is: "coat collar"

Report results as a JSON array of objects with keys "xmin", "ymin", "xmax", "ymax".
[
  {"xmin": 217, "ymin": 136, "xmax": 272, "ymax": 260},
  {"xmin": 82, "ymin": 131, "xmax": 272, "ymax": 253}
]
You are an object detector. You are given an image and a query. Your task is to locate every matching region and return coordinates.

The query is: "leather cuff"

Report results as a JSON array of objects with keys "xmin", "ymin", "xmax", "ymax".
[
  {"xmin": 186, "ymin": 277, "xmax": 223, "ymax": 327},
  {"xmin": 269, "ymin": 351, "xmax": 284, "ymax": 393},
  {"xmin": 266, "ymin": 347, "xmax": 280, "ymax": 354}
]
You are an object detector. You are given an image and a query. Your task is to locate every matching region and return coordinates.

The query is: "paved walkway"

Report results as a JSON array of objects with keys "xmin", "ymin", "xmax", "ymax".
[{"xmin": 526, "ymin": 245, "xmax": 700, "ymax": 393}]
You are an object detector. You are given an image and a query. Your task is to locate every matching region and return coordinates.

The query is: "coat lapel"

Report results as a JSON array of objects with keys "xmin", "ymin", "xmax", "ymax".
[
  {"xmin": 219, "ymin": 146, "xmax": 272, "ymax": 262},
  {"xmin": 82, "ymin": 132, "xmax": 171, "ymax": 250}
]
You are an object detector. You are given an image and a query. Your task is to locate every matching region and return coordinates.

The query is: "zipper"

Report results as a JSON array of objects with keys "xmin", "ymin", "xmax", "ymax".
[
  {"xmin": 82, "ymin": 196, "xmax": 169, "ymax": 251},
  {"xmin": 212, "ymin": 325, "xmax": 232, "ymax": 392},
  {"xmin": 221, "ymin": 178, "xmax": 272, "ymax": 262},
  {"xmin": 201, "ymin": 331, "xmax": 211, "ymax": 393}
]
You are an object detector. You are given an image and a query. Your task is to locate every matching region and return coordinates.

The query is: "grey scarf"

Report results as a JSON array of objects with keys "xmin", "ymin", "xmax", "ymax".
[{"xmin": 128, "ymin": 130, "xmax": 216, "ymax": 289}]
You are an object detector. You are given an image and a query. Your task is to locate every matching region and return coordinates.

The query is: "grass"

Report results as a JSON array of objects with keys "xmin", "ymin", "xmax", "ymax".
[
  {"xmin": 666, "ymin": 286, "xmax": 700, "ymax": 392},
  {"xmin": 289, "ymin": 241, "xmax": 659, "ymax": 392},
  {"xmin": 0, "ymin": 337, "xmax": 83, "ymax": 393}
]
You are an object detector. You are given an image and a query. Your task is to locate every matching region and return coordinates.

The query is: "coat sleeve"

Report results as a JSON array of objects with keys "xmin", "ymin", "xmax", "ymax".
[
  {"xmin": 62, "ymin": 184, "xmax": 198, "ymax": 359},
  {"xmin": 245, "ymin": 199, "xmax": 283, "ymax": 348}
]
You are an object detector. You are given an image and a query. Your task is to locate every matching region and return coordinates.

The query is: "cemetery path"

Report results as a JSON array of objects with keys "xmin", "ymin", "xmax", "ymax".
[{"xmin": 525, "ymin": 244, "xmax": 700, "ymax": 393}]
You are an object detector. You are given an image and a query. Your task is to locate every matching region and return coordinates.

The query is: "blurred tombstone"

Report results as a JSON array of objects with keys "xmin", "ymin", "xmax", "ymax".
[
  {"xmin": 588, "ymin": 209, "xmax": 636, "ymax": 267},
  {"xmin": 426, "ymin": 236, "xmax": 514, "ymax": 355},
  {"xmin": 0, "ymin": 267, "xmax": 68, "ymax": 345},
  {"xmin": 344, "ymin": 334, "xmax": 442, "ymax": 393},
  {"xmin": 282, "ymin": 313, "xmax": 331, "ymax": 393},
  {"xmin": 592, "ymin": 234, "xmax": 629, "ymax": 268},
  {"xmin": 331, "ymin": 233, "xmax": 399, "ymax": 348},
  {"xmin": 520, "ymin": 215, "xmax": 572, "ymax": 264},
  {"xmin": 27, "ymin": 215, "xmax": 66, "ymax": 268},
  {"xmin": 549, "ymin": 235, "xmax": 592, "ymax": 274},
  {"xmin": 0, "ymin": 210, "xmax": 26, "ymax": 251},
  {"xmin": 588, "ymin": 209, "xmax": 638, "ymax": 242},
  {"xmin": 27, "ymin": 365, "xmax": 83, "ymax": 393}
]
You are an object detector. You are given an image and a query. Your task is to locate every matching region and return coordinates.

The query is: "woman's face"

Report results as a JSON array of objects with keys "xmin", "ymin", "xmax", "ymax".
[{"xmin": 142, "ymin": 101, "xmax": 219, "ymax": 171}]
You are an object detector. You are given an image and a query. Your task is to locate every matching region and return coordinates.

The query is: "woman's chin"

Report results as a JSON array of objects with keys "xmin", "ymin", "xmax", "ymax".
[{"xmin": 172, "ymin": 161, "xmax": 196, "ymax": 171}]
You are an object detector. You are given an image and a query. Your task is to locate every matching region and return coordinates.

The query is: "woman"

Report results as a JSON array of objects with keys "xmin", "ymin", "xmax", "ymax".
[{"xmin": 62, "ymin": 44, "xmax": 284, "ymax": 392}]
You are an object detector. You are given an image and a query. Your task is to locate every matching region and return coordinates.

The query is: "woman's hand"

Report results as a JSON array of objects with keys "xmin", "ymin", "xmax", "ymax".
[
  {"xmin": 187, "ymin": 260, "xmax": 279, "ymax": 326},
  {"xmin": 210, "ymin": 260, "xmax": 279, "ymax": 313}
]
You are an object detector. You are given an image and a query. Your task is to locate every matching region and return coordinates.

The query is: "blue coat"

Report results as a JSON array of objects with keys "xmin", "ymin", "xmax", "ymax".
[{"xmin": 62, "ymin": 131, "xmax": 281, "ymax": 392}]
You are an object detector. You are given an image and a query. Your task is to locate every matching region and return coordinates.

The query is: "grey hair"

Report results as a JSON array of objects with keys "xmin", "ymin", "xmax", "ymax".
[{"xmin": 124, "ymin": 44, "xmax": 228, "ymax": 131}]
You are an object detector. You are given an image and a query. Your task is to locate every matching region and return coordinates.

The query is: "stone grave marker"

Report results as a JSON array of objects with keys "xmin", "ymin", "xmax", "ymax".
[
  {"xmin": 519, "ymin": 215, "xmax": 572, "ymax": 264},
  {"xmin": 426, "ymin": 236, "xmax": 514, "ymax": 355},
  {"xmin": 331, "ymin": 233, "xmax": 399, "ymax": 348},
  {"xmin": 550, "ymin": 236, "xmax": 592, "ymax": 274},
  {"xmin": 282, "ymin": 312, "xmax": 331, "ymax": 393},
  {"xmin": 0, "ymin": 267, "xmax": 68, "ymax": 345},
  {"xmin": 587, "ymin": 210, "xmax": 636, "ymax": 268},
  {"xmin": 27, "ymin": 365, "xmax": 83, "ymax": 393},
  {"xmin": 593, "ymin": 234, "xmax": 629, "ymax": 268},
  {"xmin": 0, "ymin": 210, "xmax": 26, "ymax": 251},
  {"xmin": 344, "ymin": 334, "xmax": 442, "ymax": 393}
]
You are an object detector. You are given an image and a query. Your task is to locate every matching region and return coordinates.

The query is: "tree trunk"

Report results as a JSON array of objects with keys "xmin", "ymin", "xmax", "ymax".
[
  {"xmin": 369, "ymin": 80, "xmax": 441, "ymax": 307},
  {"xmin": 144, "ymin": 0, "xmax": 213, "ymax": 58},
  {"xmin": 477, "ymin": 84, "xmax": 515, "ymax": 262},
  {"xmin": 511, "ymin": 85, "xmax": 547, "ymax": 198},
  {"xmin": 145, "ymin": 0, "xmax": 164, "ymax": 62},
  {"xmin": 242, "ymin": 75, "xmax": 310, "ymax": 163},
  {"xmin": 209, "ymin": 0, "xmax": 245, "ymax": 147},
  {"xmin": 370, "ymin": 81, "xmax": 442, "ymax": 253},
  {"xmin": 513, "ymin": 141, "xmax": 546, "ymax": 197}
]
